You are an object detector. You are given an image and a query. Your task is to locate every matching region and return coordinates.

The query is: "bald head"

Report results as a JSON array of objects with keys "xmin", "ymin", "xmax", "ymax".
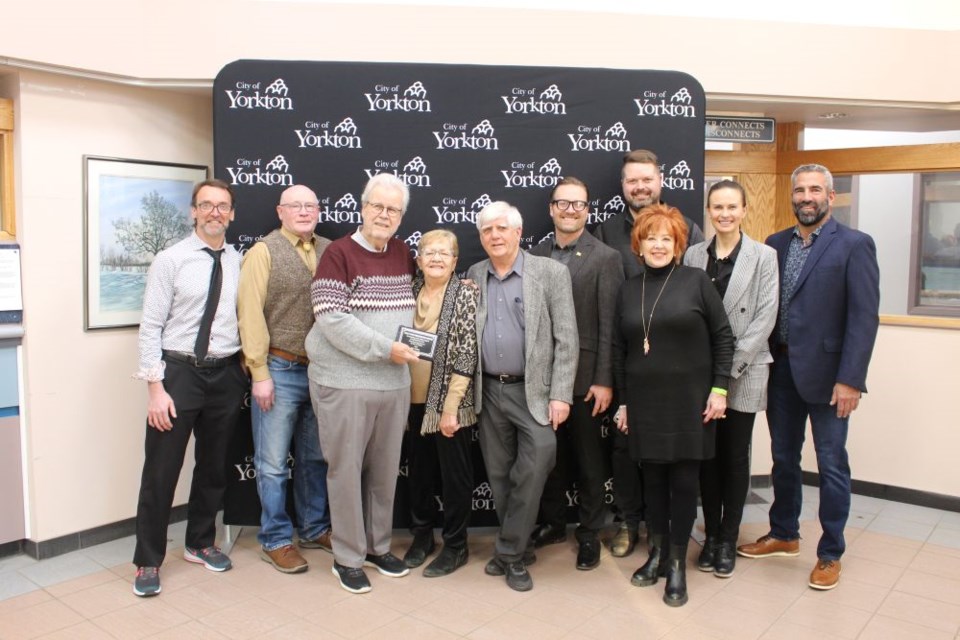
[{"xmin": 276, "ymin": 184, "xmax": 320, "ymax": 240}]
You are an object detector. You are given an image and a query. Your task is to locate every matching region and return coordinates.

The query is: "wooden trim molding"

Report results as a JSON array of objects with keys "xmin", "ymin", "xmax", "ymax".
[
  {"xmin": 0, "ymin": 98, "xmax": 14, "ymax": 240},
  {"xmin": 880, "ymin": 314, "xmax": 960, "ymax": 330},
  {"xmin": 778, "ymin": 142, "xmax": 960, "ymax": 175}
]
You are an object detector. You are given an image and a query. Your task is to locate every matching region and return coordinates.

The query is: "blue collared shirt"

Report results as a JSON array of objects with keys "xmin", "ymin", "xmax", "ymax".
[
  {"xmin": 481, "ymin": 251, "xmax": 526, "ymax": 376},
  {"xmin": 777, "ymin": 223, "xmax": 825, "ymax": 344}
]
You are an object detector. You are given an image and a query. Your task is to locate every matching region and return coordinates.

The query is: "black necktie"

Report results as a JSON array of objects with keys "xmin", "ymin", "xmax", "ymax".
[{"xmin": 194, "ymin": 248, "xmax": 224, "ymax": 360}]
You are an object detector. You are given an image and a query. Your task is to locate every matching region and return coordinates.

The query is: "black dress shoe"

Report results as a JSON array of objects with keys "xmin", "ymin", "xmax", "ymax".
[
  {"xmin": 530, "ymin": 523, "xmax": 567, "ymax": 548},
  {"xmin": 697, "ymin": 536, "xmax": 719, "ymax": 572},
  {"xmin": 505, "ymin": 561, "xmax": 533, "ymax": 592},
  {"xmin": 422, "ymin": 546, "xmax": 468, "ymax": 578},
  {"xmin": 484, "ymin": 550, "xmax": 537, "ymax": 576},
  {"xmin": 403, "ymin": 533, "xmax": 436, "ymax": 568},
  {"xmin": 576, "ymin": 537, "xmax": 601, "ymax": 571},
  {"xmin": 713, "ymin": 541, "xmax": 736, "ymax": 578}
]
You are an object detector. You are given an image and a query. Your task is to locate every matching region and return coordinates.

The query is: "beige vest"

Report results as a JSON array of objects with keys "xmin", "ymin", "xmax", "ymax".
[{"xmin": 262, "ymin": 229, "xmax": 327, "ymax": 356}]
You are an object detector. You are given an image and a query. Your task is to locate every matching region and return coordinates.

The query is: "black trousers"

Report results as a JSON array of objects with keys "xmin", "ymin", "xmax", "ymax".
[
  {"xmin": 133, "ymin": 357, "xmax": 246, "ymax": 568},
  {"xmin": 642, "ymin": 459, "xmax": 700, "ymax": 547},
  {"xmin": 699, "ymin": 408, "xmax": 756, "ymax": 544},
  {"xmin": 612, "ymin": 427, "xmax": 645, "ymax": 528},
  {"xmin": 537, "ymin": 395, "xmax": 610, "ymax": 538},
  {"xmin": 406, "ymin": 403, "xmax": 474, "ymax": 550}
]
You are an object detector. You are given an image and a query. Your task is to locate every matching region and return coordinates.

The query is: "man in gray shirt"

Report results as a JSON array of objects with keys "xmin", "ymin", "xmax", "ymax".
[{"xmin": 467, "ymin": 201, "xmax": 579, "ymax": 592}]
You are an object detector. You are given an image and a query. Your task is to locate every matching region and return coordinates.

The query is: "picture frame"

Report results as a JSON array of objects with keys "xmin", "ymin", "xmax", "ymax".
[{"xmin": 83, "ymin": 156, "xmax": 208, "ymax": 330}]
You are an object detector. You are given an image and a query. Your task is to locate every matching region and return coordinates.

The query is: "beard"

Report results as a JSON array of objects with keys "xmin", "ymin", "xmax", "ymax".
[{"xmin": 793, "ymin": 200, "xmax": 829, "ymax": 227}]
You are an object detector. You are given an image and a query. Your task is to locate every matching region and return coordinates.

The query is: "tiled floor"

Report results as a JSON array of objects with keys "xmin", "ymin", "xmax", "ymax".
[{"xmin": 1, "ymin": 487, "xmax": 959, "ymax": 639}]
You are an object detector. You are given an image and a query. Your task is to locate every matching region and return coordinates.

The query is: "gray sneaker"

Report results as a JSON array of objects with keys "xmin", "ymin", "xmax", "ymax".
[
  {"xmin": 133, "ymin": 566, "xmax": 161, "ymax": 597},
  {"xmin": 183, "ymin": 546, "xmax": 232, "ymax": 572}
]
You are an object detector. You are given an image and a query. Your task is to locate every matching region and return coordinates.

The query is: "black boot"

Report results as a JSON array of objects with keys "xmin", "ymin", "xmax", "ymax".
[
  {"xmin": 630, "ymin": 535, "xmax": 666, "ymax": 587},
  {"xmin": 663, "ymin": 544, "xmax": 688, "ymax": 607},
  {"xmin": 697, "ymin": 536, "xmax": 719, "ymax": 572}
]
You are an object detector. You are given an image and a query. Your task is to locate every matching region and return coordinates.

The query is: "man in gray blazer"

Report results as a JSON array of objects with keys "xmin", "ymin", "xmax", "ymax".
[
  {"xmin": 529, "ymin": 177, "xmax": 623, "ymax": 571},
  {"xmin": 468, "ymin": 201, "xmax": 578, "ymax": 592}
]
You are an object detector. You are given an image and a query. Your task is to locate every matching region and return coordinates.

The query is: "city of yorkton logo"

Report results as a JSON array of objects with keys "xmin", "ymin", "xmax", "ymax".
[{"xmin": 224, "ymin": 78, "xmax": 293, "ymax": 111}]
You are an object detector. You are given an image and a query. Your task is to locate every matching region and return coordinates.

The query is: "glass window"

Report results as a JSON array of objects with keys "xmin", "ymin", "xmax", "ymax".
[{"xmin": 912, "ymin": 172, "xmax": 960, "ymax": 315}]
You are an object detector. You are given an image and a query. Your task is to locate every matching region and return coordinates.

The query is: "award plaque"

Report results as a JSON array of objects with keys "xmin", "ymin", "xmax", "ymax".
[{"xmin": 397, "ymin": 326, "xmax": 438, "ymax": 361}]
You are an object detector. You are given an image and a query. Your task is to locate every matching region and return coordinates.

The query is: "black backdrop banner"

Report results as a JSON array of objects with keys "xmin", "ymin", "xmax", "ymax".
[{"xmin": 214, "ymin": 60, "xmax": 705, "ymax": 527}]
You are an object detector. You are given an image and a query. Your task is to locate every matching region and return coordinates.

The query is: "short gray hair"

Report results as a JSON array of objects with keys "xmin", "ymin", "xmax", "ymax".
[
  {"xmin": 476, "ymin": 201, "xmax": 523, "ymax": 230},
  {"xmin": 360, "ymin": 173, "xmax": 410, "ymax": 213},
  {"xmin": 791, "ymin": 164, "xmax": 834, "ymax": 192}
]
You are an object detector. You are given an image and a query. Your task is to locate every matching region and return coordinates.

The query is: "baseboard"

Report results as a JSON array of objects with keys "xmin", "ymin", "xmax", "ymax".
[
  {"xmin": 8, "ymin": 505, "xmax": 189, "ymax": 561},
  {"xmin": 800, "ymin": 471, "xmax": 960, "ymax": 513}
]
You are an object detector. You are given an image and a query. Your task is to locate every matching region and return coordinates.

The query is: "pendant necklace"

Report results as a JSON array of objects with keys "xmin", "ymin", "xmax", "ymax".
[{"xmin": 641, "ymin": 264, "xmax": 676, "ymax": 355}]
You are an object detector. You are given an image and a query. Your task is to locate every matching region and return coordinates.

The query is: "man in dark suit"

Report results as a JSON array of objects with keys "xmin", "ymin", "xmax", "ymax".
[
  {"xmin": 529, "ymin": 177, "xmax": 623, "ymax": 570},
  {"xmin": 737, "ymin": 163, "xmax": 880, "ymax": 591},
  {"xmin": 468, "ymin": 200, "xmax": 579, "ymax": 592}
]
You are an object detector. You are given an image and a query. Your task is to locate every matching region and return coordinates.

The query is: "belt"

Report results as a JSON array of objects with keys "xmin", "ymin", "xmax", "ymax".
[
  {"xmin": 269, "ymin": 347, "xmax": 309, "ymax": 365},
  {"xmin": 162, "ymin": 350, "xmax": 239, "ymax": 369},
  {"xmin": 484, "ymin": 373, "xmax": 525, "ymax": 384}
]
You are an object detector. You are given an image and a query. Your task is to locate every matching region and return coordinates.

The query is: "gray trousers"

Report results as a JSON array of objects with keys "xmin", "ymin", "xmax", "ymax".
[
  {"xmin": 478, "ymin": 381, "xmax": 556, "ymax": 563},
  {"xmin": 309, "ymin": 384, "xmax": 409, "ymax": 568}
]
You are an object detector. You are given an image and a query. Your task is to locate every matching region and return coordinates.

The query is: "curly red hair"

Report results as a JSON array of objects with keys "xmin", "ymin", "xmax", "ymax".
[{"xmin": 630, "ymin": 204, "xmax": 689, "ymax": 264}]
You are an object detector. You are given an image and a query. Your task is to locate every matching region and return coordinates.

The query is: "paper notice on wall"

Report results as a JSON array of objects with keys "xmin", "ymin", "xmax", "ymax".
[{"xmin": 0, "ymin": 245, "xmax": 23, "ymax": 314}]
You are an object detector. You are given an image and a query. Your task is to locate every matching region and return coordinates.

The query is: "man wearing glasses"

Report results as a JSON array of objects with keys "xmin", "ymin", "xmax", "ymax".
[
  {"xmin": 593, "ymin": 149, "xmax": 704, "ymax": 560},
  {"xmin": 132, "ymin": 179, "xmax": 247, "ymax": 597},
  {"xmin": 238, "ymin": 184, "xmax": 332, "ymax": 574},
  {"xmin": 305, "ymin": 173, "xmax": 419, "ymax": 594},
  {"xmin": 529, "ymin": 177, "xmax": 623, "ymax": 571}
]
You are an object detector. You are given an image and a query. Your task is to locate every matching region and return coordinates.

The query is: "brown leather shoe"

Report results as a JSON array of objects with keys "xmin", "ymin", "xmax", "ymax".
[
  {"xmin": 809, "ymin": 559, "xmax": 841, "ymax": 590},
  {"xmin": 736, "ymin": 535, "xmax": 800, "ymax": 558},
  {"xmin": 261, "ymin": 544, "xmax": 308, "ymax": 573},
  {"xmin": 299, "ymin": 529, "xmax": 333, "ymax": 553}
]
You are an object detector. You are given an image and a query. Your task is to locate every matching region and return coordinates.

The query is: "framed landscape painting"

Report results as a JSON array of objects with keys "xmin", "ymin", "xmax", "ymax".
[{"xmin": 83, "ymin": 156, "xmax": 208, "ymax": 330}]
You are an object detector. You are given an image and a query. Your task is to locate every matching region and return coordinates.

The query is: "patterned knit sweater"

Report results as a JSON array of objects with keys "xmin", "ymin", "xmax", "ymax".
[{"xmin": 305, "ymin": 235, "xmax": 416, "ymax": 390}]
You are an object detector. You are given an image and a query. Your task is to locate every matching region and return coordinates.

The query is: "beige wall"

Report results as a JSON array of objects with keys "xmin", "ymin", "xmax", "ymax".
[
  {"xmin": 4, "ymin": 2, "xmax": 959, "ymax": 104},
  {"xmin": 11, "ymin": 70, "xmax": 211, "ymax": 540},
  {"xmin": 3, "ymin": 2, "xmax": 958, "ymax": 543}
]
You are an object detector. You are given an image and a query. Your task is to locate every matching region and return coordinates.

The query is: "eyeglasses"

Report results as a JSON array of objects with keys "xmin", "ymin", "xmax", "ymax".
[
  {"xmin": 421, "ymin": 249, "xmax": 455, "ymax": 260},
  {"xmin": 280, "ymin": 202, "xmax": 320, "ymax": 213},
  {"xmin": 195, "ymin": 202, "xmax": 234, "ymax": 214},
  {"xmin": 365, "ymin": 202, "xmax": 403, "ymax": 218},
  {"xmin": 551, "ymin": 199, "xmax": 588, "ymax": 212}
]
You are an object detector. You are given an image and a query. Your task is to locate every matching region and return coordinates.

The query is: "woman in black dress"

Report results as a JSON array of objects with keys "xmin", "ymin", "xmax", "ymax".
[{"xmin": 612, "ymin": 204, "xmax": 734, "ymax": 607}]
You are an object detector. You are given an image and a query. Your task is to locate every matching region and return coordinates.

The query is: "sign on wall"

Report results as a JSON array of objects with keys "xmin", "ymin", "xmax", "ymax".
[{"xmin": 214, "ymin": 60, "xmax": 705, "ymax": 526}]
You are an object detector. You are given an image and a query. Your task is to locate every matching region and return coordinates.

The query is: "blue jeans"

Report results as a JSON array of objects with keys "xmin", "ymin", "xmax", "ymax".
[
  {"xmin": 252, "ymin": 355, "xmax": 330, "ymax": 550},
  {"xmin": 766, "ymin": 355, "xmax": 851, "ymax": 561}
]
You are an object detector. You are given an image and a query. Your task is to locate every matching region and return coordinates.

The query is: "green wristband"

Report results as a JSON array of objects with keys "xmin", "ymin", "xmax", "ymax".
[{"xmin": 711, "ymin": 387, "xmax": 728, "ymax": 397}]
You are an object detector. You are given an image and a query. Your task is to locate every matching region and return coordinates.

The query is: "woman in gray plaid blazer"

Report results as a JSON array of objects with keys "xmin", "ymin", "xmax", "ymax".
[{"xmin": 683, "ymin": 180, "xmax": 779, "ymax": 579}]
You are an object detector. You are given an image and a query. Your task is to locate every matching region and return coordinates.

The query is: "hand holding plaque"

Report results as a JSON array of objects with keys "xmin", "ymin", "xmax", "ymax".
[{"xmin": 396, "ymin": 326, "xmax": 438, "ymax": 361}]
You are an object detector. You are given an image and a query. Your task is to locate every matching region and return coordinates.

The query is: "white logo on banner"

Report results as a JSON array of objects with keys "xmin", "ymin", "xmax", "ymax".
[
  {"xmin": 662, "ymin": 159, "xmax": 695, "ymax": 190},
  {"xmin": 634, "ymin": 87, "xmax": 697, "ymax": 118},
  {"xmin": 363, "ymin": 156, "xmax": 432, "ymax": 188},
  {"xmin": 433, "ymin": 194, "xmax": 493, "ymax": 225},
  {"xmin": 567, "ymin": 122, "xmax": 631, "ymax": 152},
  {"xmin": 318, "ymin": 193, "xmax": 362, "ymax": 224},
  {"xmin": 501, "ymin": 158, "xmax": 563, "ymax": 189},
  {"xmin": 433, "ymin": 120, "xmax": 500, "ymax": 151},
  {"xmin": 405, "ymin": 231, "xmax": 422, "ymax": 254},
  {"xmin": 365, "ymin": 81, "xmax": 432, "ymax": 112},
  {"xmin": 502, "ymin": 84, "xmax": 567, "ymax": 115},
  {"xmin": 225, "ymin": 78, "xmax": 293, "ymax": 110},
  {"xmin": 472, "ymin": 482, "xmax": 497, "ymax": 511},
  {"xmin": 294, "ymin": 118, "xmax": 363, "ymax": 149},
  {"xmin": 224, "ymin": 155, "xmax": 294, "ymax": 186},
  {"xmin": 587, "ymin": 195, "xmax": 626, "ymax": 225}
]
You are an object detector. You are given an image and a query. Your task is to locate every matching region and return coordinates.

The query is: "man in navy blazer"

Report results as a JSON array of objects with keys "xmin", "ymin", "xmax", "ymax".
[{"xmin": 737, "ymin": 164, "xmax": 880, "ymax": 591}]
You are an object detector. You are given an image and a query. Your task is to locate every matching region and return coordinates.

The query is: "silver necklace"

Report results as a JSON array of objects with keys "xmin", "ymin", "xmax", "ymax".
[{"xmin": 641, "ymin": 264, "xmax": 676, "ymax": 356}]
